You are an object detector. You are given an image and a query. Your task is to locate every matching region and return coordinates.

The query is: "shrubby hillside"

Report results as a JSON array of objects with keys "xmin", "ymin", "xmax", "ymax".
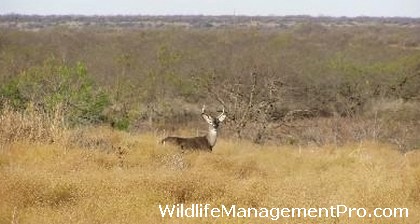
[{"xmin": 1, "ymin": 15, "xmax": 419, "ymax": 149}]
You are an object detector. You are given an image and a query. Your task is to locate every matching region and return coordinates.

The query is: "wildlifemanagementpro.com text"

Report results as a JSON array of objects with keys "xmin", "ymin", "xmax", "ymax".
[{"xmin": 159, "ymin": 204, "xmax": 408, "ymax": 221}]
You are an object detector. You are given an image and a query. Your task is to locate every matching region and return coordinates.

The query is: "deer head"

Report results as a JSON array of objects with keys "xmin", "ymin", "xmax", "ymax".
[{"xmin": 201, "ymin": 105, "xmax": 226, "ymax": 130}]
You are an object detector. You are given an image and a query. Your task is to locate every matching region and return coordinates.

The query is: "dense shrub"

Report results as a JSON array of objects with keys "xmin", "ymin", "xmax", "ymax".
[{"xmin": 1, "ymin": 59, "xmax": 109, "ymax": 126}]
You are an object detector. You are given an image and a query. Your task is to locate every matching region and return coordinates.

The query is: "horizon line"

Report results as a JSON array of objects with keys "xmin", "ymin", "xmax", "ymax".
[{"xmin": 1, "ymin": 13, "xmax": 419, "ymax": 19}]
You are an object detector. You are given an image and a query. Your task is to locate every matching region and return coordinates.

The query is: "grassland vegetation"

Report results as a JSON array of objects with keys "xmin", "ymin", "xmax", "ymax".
[{"xmin": 0, "ymin": 126, "xmax": 419, "ymax": 223}]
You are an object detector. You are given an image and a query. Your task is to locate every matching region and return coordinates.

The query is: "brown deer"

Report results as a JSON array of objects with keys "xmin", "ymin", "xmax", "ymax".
[{"xmin": 161, "ymin": 105, "xmax": 226, "ymax": 151}]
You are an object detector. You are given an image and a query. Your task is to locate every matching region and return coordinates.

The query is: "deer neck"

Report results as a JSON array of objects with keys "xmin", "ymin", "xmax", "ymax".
[{"xmin": 206, "ymin": 126, "xmax": 218, "ymax": 147}]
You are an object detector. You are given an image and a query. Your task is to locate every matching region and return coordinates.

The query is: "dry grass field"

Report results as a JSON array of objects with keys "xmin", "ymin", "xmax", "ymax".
[{"xmin": 1, "ymin": 125, "xmax": 419, "ymax": 223}]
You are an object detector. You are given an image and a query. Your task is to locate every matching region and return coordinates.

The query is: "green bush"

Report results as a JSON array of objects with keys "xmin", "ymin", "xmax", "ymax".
[
  {"xmin": 111, "ymin": 117, "xmax": 130, "ymax": 131},
  {"xmin": 1, "ymin": 58, "xmax": 109, "ymax": 126}
]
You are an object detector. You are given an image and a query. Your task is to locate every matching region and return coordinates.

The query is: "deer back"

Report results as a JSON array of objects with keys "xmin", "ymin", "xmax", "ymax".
[{"xmin": 161, "ymin": 136, "xmax": 212, "ymax": 151}]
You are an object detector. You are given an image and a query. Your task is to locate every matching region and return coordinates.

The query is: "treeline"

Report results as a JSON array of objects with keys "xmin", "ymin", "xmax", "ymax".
[
  {"xmin": 1, "ymin": 14, "xmax": 420, "ymax": 30},
  {"xmin": 0, "ymin": 22, "xmax": 419, "ymax": 149}
]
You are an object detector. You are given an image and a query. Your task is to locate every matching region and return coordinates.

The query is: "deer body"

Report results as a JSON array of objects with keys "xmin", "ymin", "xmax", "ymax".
[{"xmin": 161, "ymin": 106, "xmax": 226, "ymax": 151}]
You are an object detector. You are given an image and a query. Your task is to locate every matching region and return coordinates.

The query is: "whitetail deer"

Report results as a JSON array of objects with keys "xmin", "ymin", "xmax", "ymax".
[{"xmin": 161, "ymin": 105, "xmax": 226, "ymax": 151}]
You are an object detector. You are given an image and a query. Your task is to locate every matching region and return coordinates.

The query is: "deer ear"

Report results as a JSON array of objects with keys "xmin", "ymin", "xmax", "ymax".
[
  {"xmin": 201, "ymin": 113, "xmax": 213, "ymax": 123},
  {"xmin": 217, "ymin": 114, "xmax": 226, "ymax": 123}
]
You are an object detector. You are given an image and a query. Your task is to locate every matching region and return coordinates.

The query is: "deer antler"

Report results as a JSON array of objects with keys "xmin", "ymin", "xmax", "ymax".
[{"xmin": 217, "ymin": 106, "xmax": 225, "ymax": 119}]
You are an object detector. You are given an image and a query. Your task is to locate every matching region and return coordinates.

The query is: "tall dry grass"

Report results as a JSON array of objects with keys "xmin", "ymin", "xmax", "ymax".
[
  {"xmin": 0, "ymin": 126, "xmax": 419, "ymax": 223},
  {"xmin": 1, "ymin": 103, "xmax": 419, "ymax": 223},
  {"xmin": 0, "ymin": 102, "xmax": 65, "ymax": 146}
]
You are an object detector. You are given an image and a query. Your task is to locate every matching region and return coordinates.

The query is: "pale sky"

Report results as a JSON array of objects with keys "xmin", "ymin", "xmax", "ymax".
[{"xmin": 1, "ymin": 0, "xmax": 419, "ymax": 17}]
